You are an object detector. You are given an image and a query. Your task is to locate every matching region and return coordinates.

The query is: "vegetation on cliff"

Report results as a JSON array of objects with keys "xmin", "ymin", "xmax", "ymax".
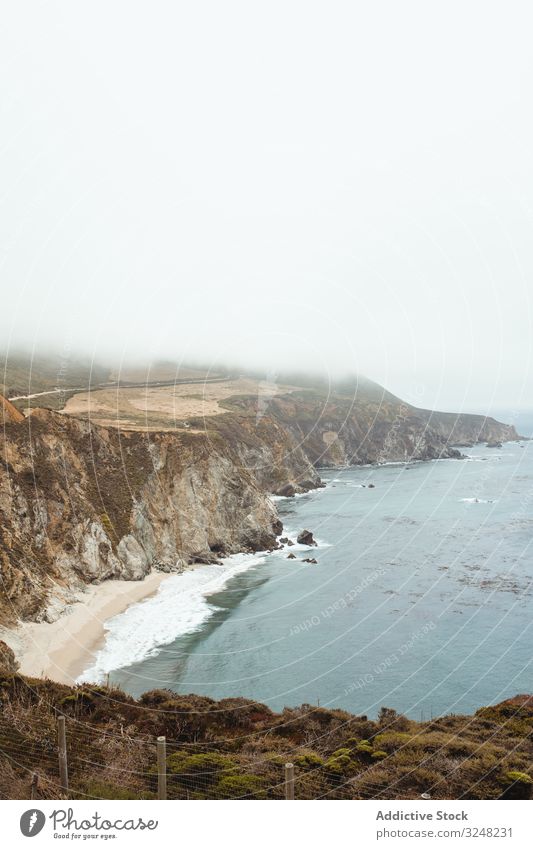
[{"xmin": 0, "ymin": 673, "xmax": 531, "ymax": 800}]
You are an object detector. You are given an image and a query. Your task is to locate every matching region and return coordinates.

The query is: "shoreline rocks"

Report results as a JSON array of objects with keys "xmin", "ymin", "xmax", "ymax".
[{"xmin": 297, "ymin": 529, "xmax": 317, "ymax": 546}]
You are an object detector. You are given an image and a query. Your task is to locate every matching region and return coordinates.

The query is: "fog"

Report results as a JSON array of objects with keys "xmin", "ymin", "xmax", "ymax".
[{"xmin": 1, "ymin": 2, "xmax": 532, "ymax": 413}]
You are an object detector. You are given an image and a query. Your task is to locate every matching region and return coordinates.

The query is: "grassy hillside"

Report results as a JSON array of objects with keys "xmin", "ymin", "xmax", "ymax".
[
  {"xmin": 0, "ymin": 658, "xmax": 531, "ymax": 800},
  {"xmin": 0, "ymin": 351, "xmax": 110, "ymax": 409}
]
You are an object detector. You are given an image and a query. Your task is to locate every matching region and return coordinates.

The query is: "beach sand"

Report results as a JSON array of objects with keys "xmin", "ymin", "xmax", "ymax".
[{"xmin": 2, "ymin": 572, "xmax": 169, "ymax": 685}]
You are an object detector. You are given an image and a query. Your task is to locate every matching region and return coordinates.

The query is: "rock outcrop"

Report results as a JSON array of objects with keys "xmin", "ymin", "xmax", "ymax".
[{"xmin": 297, "ymin": 530, "xmax": 317, "ymax": 547}]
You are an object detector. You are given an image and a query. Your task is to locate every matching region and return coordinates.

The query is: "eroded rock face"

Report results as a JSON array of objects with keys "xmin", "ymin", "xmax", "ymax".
[
  {"xmin": 76, "ymin": 521, "xmax": 122, "ymax": 581},
  {"xmin": 0, "ymin": 410, "xmax": 281, "ymax": 624},
  {"xmin": 249, "ymin": 394, "xmax": 519, "ymax": 467}
]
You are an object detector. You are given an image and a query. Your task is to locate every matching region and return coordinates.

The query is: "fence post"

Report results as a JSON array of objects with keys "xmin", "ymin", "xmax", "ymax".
[
  {"xmin": 284, "ymin": 762, "xmax": 295, "ymax": 800},
  {"xmin": 30, "ymin": 772, "xmax": 40, "ymax": 800},
  {"xmin": 57, "ymin": 716, "xmax": 69, "ymax": 797},
  {"xmin": 157, "ymin": 736, "xmax": 167, "ymax": 800}
]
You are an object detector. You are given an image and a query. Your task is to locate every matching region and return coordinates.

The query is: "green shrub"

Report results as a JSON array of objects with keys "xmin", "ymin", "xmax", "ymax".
[
  {"xmin": 216, "ymin": 774, "xmax": 266, "ymax": 799},
  {"xmin": 374, "ymin": 731, "xmax": 411, "ymax": 750},
  {"xmin": 325, "ymin": 748, "xmax": 354, "ymax": 778},
  {"xmin": 372, "ymin": 750, "xmax": 388, "ymax": 760},
  {"xmin": 324, "ymin": 759, "xmax": 346, "ymax": 778},
  {"xmin": 167, "ymin": 751, "xmax": 237, "ymax": 785},
  {"xmin": 294, "ymin": 751, "xmax": 324, "ymax": 769},
  {"xmin": 331, "ymin": 747, "xmax": 352, "ymax": 758},
  {"xmin": 59, "ymin": 690, "xmax": 96, "ymax": 713},
  {"xmin": 100, "ymin": 512, "xmax": 115, "ymax": 539},
  {"xmin": 503, "ymin": 771, "xmax": 532, "ymax": 786}
]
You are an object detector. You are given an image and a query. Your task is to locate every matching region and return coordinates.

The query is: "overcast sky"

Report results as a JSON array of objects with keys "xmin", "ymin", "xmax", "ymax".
[{"xmin": 1, "ymin": 2, "xmax": 532, "ymax": 413}]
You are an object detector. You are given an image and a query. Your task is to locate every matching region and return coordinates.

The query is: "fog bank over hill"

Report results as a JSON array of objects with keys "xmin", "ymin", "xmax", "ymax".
[
  {"xmin": 1, "ymin": 3, "xmax": 533, "ymax": 412},
  {"xmin": 0, "ymin": 345, "xmax": 531, "ymax": 423}
]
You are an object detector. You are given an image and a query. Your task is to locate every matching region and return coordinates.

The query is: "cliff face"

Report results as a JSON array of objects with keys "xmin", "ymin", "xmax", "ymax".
[
  {"xmin": 216, "ymin": 389, "xmax": 519, "ymax": 469},
  {"xmin": 0, "ymin": 409, "xmax": 281, "ymax": 625},
  {"xmin": 0, "ymin": 386, "xmax": 518, "ymax": 625},
  {"xmin": 413, "ymin": 408, "xmax": 520, "ymax": 446}
]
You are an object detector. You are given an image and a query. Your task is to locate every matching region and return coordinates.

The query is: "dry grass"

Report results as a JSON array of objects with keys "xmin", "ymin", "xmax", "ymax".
[
  {"xmin": 0, "ymin": 674, "xmax": 531, "ymax": 800},
  {"xmin": 62, "ymin": 378, "xmax": 298, "ymax": 431}
]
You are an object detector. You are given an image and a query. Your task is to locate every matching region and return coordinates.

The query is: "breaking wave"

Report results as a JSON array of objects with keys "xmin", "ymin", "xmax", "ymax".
[{"xmin": 77, "ymin": 553, "xmax": 266, "ymax": 684}]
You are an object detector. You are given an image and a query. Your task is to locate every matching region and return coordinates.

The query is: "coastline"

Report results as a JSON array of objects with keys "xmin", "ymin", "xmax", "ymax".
[
  {"xmin": 1, "ymin": 571, "xmax": 169, "ymax": 685},
  {"xmin": 1, "ymin": 550, "xmax": 272, "ymax": 689},
  {"xmin": 0, "ymin": 443, "xmax": 521, "ymax": 692}
]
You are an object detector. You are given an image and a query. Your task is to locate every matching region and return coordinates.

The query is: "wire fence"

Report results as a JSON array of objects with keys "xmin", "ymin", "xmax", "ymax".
[{"xmin": 0, "ymin": 711, "xmax": 407, "ymax": 800}]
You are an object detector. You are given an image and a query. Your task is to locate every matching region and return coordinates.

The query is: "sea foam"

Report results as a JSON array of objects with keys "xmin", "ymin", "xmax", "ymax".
[{"xmin": 77, "ymin": 553, "xmax": 266, "ymax": 684}]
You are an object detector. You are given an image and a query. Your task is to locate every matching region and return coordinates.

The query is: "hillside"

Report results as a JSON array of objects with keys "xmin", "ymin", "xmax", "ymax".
[
  {"xmin": 0, "ymin": 657, "xmax": 530, "ymax": 800},
  {"xmin": 1, "ymin": 351, "xmax": 111, "ymax": 406}
]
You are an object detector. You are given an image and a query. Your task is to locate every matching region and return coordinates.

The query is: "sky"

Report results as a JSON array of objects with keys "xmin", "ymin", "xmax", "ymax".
[{"xmin": 1, "ymin": 1, "xmax": 532, "ymax": 413}]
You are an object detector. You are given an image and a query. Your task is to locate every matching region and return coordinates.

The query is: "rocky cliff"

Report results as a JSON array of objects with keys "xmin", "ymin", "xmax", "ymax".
[
  {"xmin": 0, "ymin": 384, "xmax": 518, "ymax": 626},
  {"xmin": 0, "ymin": 406, "xmax": 283, "ymax": 625},
  {"xmin": 214, "ymin": 387, "xmax": 520, "ymax": 468},
  {"xmin": 413, "ymin": 407, "xmax": 520, "ymax": 446}
]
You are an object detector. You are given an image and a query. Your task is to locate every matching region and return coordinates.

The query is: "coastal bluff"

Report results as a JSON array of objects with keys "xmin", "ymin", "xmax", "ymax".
[{"xmin": 0, "ymin": 380, "xmax": 519, "ymax": 626}]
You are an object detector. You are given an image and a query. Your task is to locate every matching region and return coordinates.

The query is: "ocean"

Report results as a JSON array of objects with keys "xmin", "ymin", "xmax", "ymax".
[{"xmin": 79, "ymin": 414, "xmax": 533, "ymax": 720}]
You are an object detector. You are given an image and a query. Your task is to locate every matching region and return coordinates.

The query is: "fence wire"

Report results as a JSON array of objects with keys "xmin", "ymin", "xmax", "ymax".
[{"xmin": 0, "ymin": 710, "xmax": 390, "ymax": 800}]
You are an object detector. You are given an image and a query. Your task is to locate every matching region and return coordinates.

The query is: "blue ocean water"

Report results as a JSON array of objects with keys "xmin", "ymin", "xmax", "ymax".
[{"xmin": 100, "ymin": 433, "xmax": 533, "ymax": 720}]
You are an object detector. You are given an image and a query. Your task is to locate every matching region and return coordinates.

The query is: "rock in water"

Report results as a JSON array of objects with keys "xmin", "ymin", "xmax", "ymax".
[
  {"xmin": 297, "ymin": 529, "xmax": 317, "ymax": 546},
  {"xmin": 287, "ymin": 552, "xmax": 297, "ymax": 559}
]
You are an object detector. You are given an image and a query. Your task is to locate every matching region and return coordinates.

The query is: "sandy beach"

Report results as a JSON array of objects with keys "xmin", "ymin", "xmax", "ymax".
[{"xmin": 1, "ymin": 572, "xmax": 169, "ymax": 685}]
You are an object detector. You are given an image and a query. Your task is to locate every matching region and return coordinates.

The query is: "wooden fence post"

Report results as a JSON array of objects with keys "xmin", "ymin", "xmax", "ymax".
[
  {"xmin": 30, "ymin": 772, "xmax": 40, "ymax": 800},
  {"xmin": 284, "ymin": 762, "xmax": 295, "ymax": 800},
  {"xmin": 157, "ymin": 736, "xmax": 167, "ymax": 800},
  {"xmin": 57, "ymin": 716, "xmax": 69, "ymax": 797}
]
